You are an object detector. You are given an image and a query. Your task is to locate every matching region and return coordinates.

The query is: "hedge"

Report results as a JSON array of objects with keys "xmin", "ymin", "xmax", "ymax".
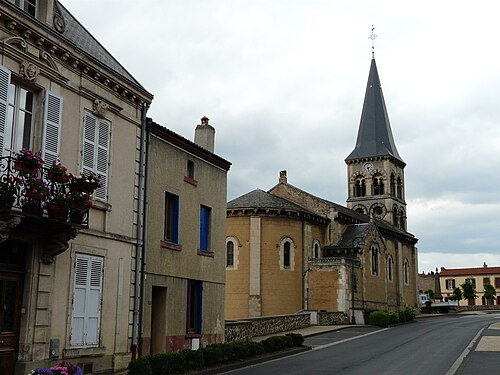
[
  {"xmin": 369, "ymin": 307, "xmax": 416, "ymax": 327},
  {"xmin": 128, "ymin": 334, "xmax": 304, "ymax": 375}
]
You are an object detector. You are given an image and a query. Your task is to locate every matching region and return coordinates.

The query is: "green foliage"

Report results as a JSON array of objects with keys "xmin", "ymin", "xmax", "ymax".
[
  {"xmin": 369, "ymin": 311, "xmax": 389, "ymax": 327},
  {"xmin": 461, "ymin": 280, "xmax": 477, "ymax": 301},
  {"xmin": 128, "ymin": 357, "xmax": 151, "ymax": 375},
  {"xmin": 450, "ymin": 287, "xmax": 463, "ymax": 302},
  {"xmin": 261, "ymin": 335, "xmax": 294, "ymax": 353},
  {"xmin": 424, "ymin": 289, "xmax": 435, "ymax": 299},
  {"xmin": 484, "ymin": 284, "xmax": 496, "ymax": 303},
  {"xmin": 387, "ymin": 311, "xmax": 399, "ymax": 325},
  {"xmin": 285, "ymin": 333, "xmax": 305, "ymax": 346}
]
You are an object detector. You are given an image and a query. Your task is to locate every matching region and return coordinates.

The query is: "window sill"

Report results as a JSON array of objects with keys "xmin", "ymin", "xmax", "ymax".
[
  {"xmin": 63, "ymin": 346, "xmax": 106, "ymax": 358},
  {"xmin": 160, "ymin": 241, "xmax": 182, "ymax": 251},
  {"xmin": 197, "ymin": 249, "xmax": 214, "ymax": 257},
  {"xmin": 184, "ymin": 176, "xmax": 198, "ymax": 186},
  {"xmin": 93, "ymin": 200, "xmax": 112, "ymax": 212},
  {"xmin": 185, "ymin": 333, "xmax": 202, "ymax": 339}
]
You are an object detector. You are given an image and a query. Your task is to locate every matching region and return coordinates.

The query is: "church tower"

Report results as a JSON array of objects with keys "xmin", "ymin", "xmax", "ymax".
[{"xmin": 345, "ymin": 54, "xmax": 407, "ymax": 230}]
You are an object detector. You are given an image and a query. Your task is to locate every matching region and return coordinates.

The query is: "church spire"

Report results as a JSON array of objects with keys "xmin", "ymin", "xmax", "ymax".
[{"xmin": 345, "ymin": 57, "xmax": 404, "ymax": 165}]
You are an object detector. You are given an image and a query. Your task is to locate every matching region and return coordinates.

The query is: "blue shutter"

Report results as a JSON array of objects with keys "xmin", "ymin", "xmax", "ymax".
[{"xmin": 200, "ymin": 206, "xmax": 209, "ymax": 251}]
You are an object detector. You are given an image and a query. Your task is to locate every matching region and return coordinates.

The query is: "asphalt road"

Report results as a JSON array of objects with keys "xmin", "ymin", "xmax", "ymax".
[{"xmin": 224, "ymin": 313, "xmax": 500, "ymax": 375}]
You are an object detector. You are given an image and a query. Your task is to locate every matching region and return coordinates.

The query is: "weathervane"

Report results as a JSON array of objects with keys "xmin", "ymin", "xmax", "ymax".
[{"xmin": 368, "ymin": 25, "xmax": 377, "ymax": 58}]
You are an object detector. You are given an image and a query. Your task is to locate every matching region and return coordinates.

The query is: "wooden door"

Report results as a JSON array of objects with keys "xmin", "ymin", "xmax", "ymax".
[{"xmin": 0, "ymin": 273, "xmax": 24, "ymax": 375}]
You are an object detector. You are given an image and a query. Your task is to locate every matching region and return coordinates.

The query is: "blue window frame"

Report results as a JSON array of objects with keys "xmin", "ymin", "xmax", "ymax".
[
  {"xmin": 164, "ymin": 192, "xmax": 179, "ymax": 244},
  {"xmin": 199, "ymin": 205, "xmax": 211, "ymax": 251},
  {"xmin": 186, "ymin": 280, "xmax": 203, "ymax": 334}
]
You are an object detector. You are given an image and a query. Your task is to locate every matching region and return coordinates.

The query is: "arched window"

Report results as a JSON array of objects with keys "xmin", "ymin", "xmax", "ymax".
[
  {"xmin": 313, "ymin": 241, "xmax": 321, "ymax": 258},
  {"xmin": 373, "ymin": 175, "xmax": 384, "ymax": 195},
  {"xmin": 284, "ymin": 241, "xmax": 291, "ymax": 268},
  {"xmin": 226, "ymin": 241, "xmax": 234, "ymax": 267},
  {"xmin": 399, "ymin": 209, "xmax": 406, "ymax": 231},
  {"xmin": 354, "ymin": 177, "xmax": 366, "ymax": 197},
  {"xmin": 371, "ymin": 246, "xmax": 379, "ymax": 276},
  {"xmin": 397, "ymin": 177, "xmax": 403, "ymax": 199},
  {"xmin": 390, "ymin": 173, "xmax": 396, "ymax": 196},
  {"xmin": 387, "ymin": 255, "xmax": 393, "ymax": 281},
  {"xmin": 404, "ymin": 259, "xmax": 409, "ymax": 285},
  {"xmin": 392, "ymin": 206, "xmax": 398, "ymax": 228}
]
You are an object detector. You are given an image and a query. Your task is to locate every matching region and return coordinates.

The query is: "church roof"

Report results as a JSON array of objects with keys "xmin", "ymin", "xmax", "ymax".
[
  {"xmin": 345, "ymin": 58, "xmax": 404, "ymax": 164},
  {"xmin": 228, "ymin": 189, "xmax": 314, "ymax": 213},
  {"xmin": 58, "ymin": 1, "xmax": 146, "ymax": 90}
]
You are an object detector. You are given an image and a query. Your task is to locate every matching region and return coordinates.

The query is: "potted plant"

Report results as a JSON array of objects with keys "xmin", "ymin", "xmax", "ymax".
[
  {"xmin": 46, "ymin": 160, "xmax": 69, "ymax": 183},
  {"xmin": 23, "ymin": 177, "xmax": 49, "ymax": 215},
  {"xmin": 13, "ymin": 148, "xmax": 44, "ymax": 174},
  {"xmin": 67, "ymin": 191, "xmax": 93, "ymax": 223},
  {"xmin": 28, "ymin": 361, "xmax": 82, "ymax": 375},
  {"xmin": 72, "ymin": 171, "xmax": 101, "ymax": 192}
]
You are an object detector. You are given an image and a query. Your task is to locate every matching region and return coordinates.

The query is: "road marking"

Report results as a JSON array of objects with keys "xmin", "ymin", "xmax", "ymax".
[
  {"xmin": 311, "ymin": 328, "xmax": 389, "ymax": 351},
  {"xmin": 444, "ymin": 327, "xmax": 485, "ymax": 375},
  {"xmin": 475, "ymin": 336, "xmax": 500, "ymax": 351}
]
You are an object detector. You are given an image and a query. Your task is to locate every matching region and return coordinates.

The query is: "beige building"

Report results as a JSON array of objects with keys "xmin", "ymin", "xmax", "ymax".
[
  {"xmin": 225, "ymin": 57, "xmax": 419, "ymax": 321},
  {"xmin": 0, "ymin": 1, "xmax": 153, "ymax": 374},
  {"xmin": 142, "ymin": 118, "xmax": 231, "ymax": 354},
  {"xmin": 439, "ymin": 264, "xmax": 500, "ymax": 306}
]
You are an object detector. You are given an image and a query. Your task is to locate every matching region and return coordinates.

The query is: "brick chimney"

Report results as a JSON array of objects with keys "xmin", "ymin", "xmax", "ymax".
[
  {"xmin": 194, "ymin": 116, "xmax": 215, "ymax": 152},
  {"xmin": 483, "ymin": 262, "xmax": 488, "ymax": 268},
  {"xmin": 279, "ymin": 170, "xmax": 287, "ymax": 184}
]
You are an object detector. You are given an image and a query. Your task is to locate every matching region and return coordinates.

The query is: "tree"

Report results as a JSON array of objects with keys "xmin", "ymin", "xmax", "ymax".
[
  {"xmin": 449, "ymin": 287, "xmax": 463, "ymax": 305},
  {"xmin": 424, "ymin": 289, "xmax": 435, "ymax": 299},
  {"xmin": 484, "ymin": 284, "xmax": 496, "ymax": 305},
  {"xmin": 461, "ymin": 280, "xmax": 477, "ymax": 303}
]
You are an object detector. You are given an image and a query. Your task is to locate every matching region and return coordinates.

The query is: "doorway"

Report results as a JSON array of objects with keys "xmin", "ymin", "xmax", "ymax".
[{"xmin": 151, "ymin": 286, "xmax": 167, "ymax": 354}]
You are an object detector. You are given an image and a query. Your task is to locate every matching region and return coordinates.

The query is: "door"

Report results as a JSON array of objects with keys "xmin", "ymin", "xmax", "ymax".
[{"xmin": 0, "ymin": 273, "xmax": 24, "ymax": 375}]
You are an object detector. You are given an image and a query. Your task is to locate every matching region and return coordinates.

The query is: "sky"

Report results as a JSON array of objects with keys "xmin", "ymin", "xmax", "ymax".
[{"xmin": 62, "ymin": 0, "xmax": 500, "ymax": 273}]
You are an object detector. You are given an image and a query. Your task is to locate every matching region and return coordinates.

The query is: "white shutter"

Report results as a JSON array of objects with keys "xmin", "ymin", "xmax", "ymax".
[
  {"xmin": 82, "ymin": 112, "xmax": 96, "ymax": 176},
  {"xmin": 41, "ymin": 91, "xmax": 63, "ymax": 166},
  {"xmin": 95, "ymin": 119, "xmax": 109, "ymax": 201},
  {"xmin": 0, "ymin": 66, "xmax": 11, "ymax": 157},
  {"xmin": 71, "ymin": 253, "xmax": 103, "ymax": 347}
]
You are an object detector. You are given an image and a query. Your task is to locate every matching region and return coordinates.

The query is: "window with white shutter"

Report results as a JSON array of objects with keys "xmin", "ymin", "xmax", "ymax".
[
  {"xmin": 0, "ymin": 65, "xmax": 10, "ymax": 157},
  {"xmin": 82, "ymin": 111, "xmax": 110, "ymax": 201},
  {"xmin": 42, "ymin": 91, "xmax": 63, "ymax": 166},
  {"xmin": 71, "ymin": 253, "xmax": 103, "ymax": 347}
]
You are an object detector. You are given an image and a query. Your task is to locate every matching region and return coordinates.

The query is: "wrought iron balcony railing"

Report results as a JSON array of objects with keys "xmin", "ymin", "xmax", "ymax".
[{"xmin": 0, "ymin": 156, "xmax": 90, "ymax": 227}]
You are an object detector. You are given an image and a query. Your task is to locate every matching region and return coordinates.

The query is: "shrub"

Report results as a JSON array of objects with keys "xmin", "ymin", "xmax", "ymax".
[
  {"xmin": 369, "ymin": 311, "xmax": 389, "ymax": 327},
  {"xmin": 285, "ymin": 333, "xmax": 305, "ymax": 346},
  {"xmin": 387, "ymin": 311, "xmax": 399, "ymax": 325},
  {"xmin": 247, "ymin": 341, "xmax": 265, "ymax": 357},
  {"xmin": 261, "ymin": 336, "xmax": 293, "ymax": 353},
  {"xmin": 128, "ymin": 357, "xmax": 152, "ymax": 375}
]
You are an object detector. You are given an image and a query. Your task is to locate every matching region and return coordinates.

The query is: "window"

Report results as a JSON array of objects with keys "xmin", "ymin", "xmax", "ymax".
[
  {"xmin": 396, "ymin": 177, "xmax": 403, "ymax": 199},
  {"xmin": 71, "ymin": 254, "xmax": 103, "ymax": 347},
  {"xmin": 495, "ymin": 278, "xmax": 500, "ymax": 288},
  {"xmin": 199, "ymin": 205, "xmax": 211, "ymax": 251},
  {"xmin": 5, "ymin": 82, "xmax": 34, "ymax": 156},
  {"xmin": 387, "ymin": 255, "xmax": 393, "ymax": 281},
  {"xmin": 187, "ymin": 160, "xmax": 194, "ymax": 179},
  {"xmin": 283, "ymin": 242, "xmax": 291, "ymax": 268},
  {"xmin": 354, "ymin": 178, "xmax": 366, "ymax": 197},
  {"xmin": 446, "ymin": 279, "xmax": 455, "ymax": 290},
  {"xmin": 404, "ymin": 259, "xmax": 409, "ymax": 285},
  {"xmin": 82, "ymin": 112, "xmax": 110, "ymax": 201},
  {"xmin": 226, "ymin": 241, "xmax": 234, "ymax": 267},
  {"xmin": 313, "ymin": 241, "xmax": 320, "ymax": 258},
  {"xmin": 392, "ymin": 206, "xmax": 398, "ymax": 228},
  {"xmin": 279, "ymin": 237, "xmax": 295, "ymax": 270},
  {"xmin": 465, "ymin": 278, "xmax": 476, "ymax": 287},
  {"xmin": 390, "ymin": 173, "xmax": 396, "ymax": 196},
  {"xmin": 11, "ymin": 0, "xmax": 37, "ymax": 17},
  {"xmin": 371, "ymin": 246, "xmax": 379, "ymax": 276},
  {"xmin": 483, "ymin": 278, "xmax": 490, "ymax": 285},
  {"xmin": 186, "ymin": 280, "xmax": 202, "ymax": 334},
  {"xmin": 373, "ymin": 176, "xmax": 384, "ymax": 195},
  {"xmin": 399, "ymin": 209, "xmax": 406, "ymax": 231},
  {"xmin": 164, "ymin": 192, "xmax": 179, "ymax": 244}
]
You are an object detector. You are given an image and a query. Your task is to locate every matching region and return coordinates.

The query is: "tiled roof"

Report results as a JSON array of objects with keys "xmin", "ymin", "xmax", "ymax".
[{"xmin": 440, "ymin": 266, "xmax": 500, "ymax": 277}]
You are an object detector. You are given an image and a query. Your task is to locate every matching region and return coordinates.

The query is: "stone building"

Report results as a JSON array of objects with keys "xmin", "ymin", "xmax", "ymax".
[
  {"xmin": 142, "ymin": 117, "xmax": 231, "ymax": 354},
  {"xmin": 0, "ymin": 1, "xmax": 153, "ymax": 373},
  {"xmin": 225, "ymin": 56, "xmax": 419, "ymax": 322}
]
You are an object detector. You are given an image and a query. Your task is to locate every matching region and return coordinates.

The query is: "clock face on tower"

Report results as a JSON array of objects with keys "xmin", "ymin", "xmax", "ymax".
[{"xmin": 363, "ymin": 162, "xmax": 374, "ymax": 172}]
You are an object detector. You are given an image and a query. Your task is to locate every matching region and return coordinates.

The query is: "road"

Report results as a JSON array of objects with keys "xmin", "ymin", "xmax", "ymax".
[{"xmin": 224, "ymin": 313, "xmax": 500, "ymax": 375}]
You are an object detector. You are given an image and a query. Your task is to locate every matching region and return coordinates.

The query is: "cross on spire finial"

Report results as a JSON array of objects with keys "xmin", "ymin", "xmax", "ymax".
[{"xmin": 368, "ymin": 25, "xmax": 378, "ymax": 58}]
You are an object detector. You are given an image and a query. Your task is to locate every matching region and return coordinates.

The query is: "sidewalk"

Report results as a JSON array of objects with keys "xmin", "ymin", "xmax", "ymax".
[{"xmin": 252, "ymin": 324, "xmax": 353, "ymax": 342}]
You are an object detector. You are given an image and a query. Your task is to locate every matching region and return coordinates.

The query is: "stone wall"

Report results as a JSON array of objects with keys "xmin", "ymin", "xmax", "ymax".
[
  {"xmin": 317, "ymin": 311, "xmax": 348, "ymax": 325},
  {"xmin": 456, "ymin": 305, "xmax": 500, "ymax": 312}
]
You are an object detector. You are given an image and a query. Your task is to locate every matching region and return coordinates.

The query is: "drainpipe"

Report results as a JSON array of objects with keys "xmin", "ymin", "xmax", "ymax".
[
  {"xmin": 302, "ymin": 220, "xmax": 305, "ymax": 310},
  {"xmin": 132, "ymin": 102, "xmax": 148, "ymax": 359},
  {"xmin": 139, "ymin": 117, "xmax": 152, "ymax": 352}
]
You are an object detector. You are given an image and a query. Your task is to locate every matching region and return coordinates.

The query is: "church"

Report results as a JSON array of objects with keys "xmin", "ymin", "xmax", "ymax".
[{"xmin": 225, "ymin": 56, "xmax": 419, "ymax": 322}]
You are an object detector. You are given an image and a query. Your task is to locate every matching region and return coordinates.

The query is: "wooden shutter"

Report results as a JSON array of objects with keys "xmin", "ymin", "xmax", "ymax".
[
  {"xmin": 0, "ymin": 65, "xmax": 11, "ymax": 157},
  {"xmin": 82, "ymin": 112, "xmax": 110, "ymax": 201},
  {"xmin": 71, "ymin": 254, "xmax": 103, "ymax": 347},
  {"xmin": 196, "ymin": 282, "xmax": 203, "ymax": 333},
  {"xmin": 42, "ymin": 91, "xmax": 63, "ymax": 166}
]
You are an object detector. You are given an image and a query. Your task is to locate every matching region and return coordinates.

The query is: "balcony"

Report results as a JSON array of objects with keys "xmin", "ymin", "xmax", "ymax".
[{"xmin": 0, "ymin": 154, "xmax": 95, "ymax": 263}]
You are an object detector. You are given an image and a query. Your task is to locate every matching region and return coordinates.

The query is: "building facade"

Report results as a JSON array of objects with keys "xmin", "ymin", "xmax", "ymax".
[
  {"xmin": 0, "ymin": 1, "xmax": 153, "ymax": 373},
  {"xmin": 225, "ymin": 56, "xmax": 418, "ymax": 321},
  {"xmin": 439, "ymin": 264, "xmax": 500, "ymax": 306},
  {"xmin": 142, "ymin": 118, "xmax": 231, "ymax": 354}
]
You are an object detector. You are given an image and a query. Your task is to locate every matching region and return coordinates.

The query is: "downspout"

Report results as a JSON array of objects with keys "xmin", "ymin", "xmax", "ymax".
[
  {"xmin": 132, "ymin": 102, "xmax": 148, "ymax": 359},
  {"xmin": 301, "ymin": 220, "xmax": 305, "ymax": 310},
  {"xmin": 139, "ymin": 117, "xmax": 152, "ymax": 351}
]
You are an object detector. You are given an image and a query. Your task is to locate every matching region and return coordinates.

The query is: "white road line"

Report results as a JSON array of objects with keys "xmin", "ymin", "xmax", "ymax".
[
  {"xmin": 444, "ymin": 327, "xmax": 485, "ymax": 375},
  {"xmin": 311, "ymin": 328, "xmax": 389, "ymax": 351}
]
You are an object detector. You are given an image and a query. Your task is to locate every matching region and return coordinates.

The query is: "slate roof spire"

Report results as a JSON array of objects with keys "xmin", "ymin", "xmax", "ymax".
[{"xmin": 345, "ymin": 57, "xmax": 404, "ymax": 164}]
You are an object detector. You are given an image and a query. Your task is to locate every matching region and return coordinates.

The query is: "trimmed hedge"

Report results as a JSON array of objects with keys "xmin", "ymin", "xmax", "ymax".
[
  {"xmin": 128, "ymin": 334, "xmax": 304, "ymax": 375},
  {"xmin": 369, "ymin": 307, "xmax": 416, "ymax": 328}
]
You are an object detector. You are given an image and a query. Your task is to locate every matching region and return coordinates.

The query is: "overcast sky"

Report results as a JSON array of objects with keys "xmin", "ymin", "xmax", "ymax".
[{"xmin": 62, "ymin": 0, "xmax": 500, "ymax": 273}]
